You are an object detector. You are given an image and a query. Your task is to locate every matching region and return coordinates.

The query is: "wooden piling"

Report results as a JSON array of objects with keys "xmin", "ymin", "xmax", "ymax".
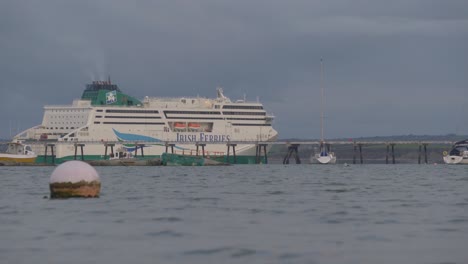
[
  {"xmin": 418, "ymin": 144, "xmax": 422, "ymax": 164},
  {"xmin": 424, "ymin": 143, "xmax": 428, "ymax": 164},
  {"xmin": 44, "ymin": 143, "xmax": 56, "ymax": 164},
  {"xmin": 165, "ymin": 143, "xmax": 175, "ymax": 154},
  {"xmin": 282, "ymin": 144, "xmax": 301, "ymax": 164},
  {"xmin": 226, "ymin": 143, "xmax": 237, "ymax": 164},
  {"xmin": 255, "ymin": 144, "xmax": 268, "ymax": 164},
  {"xmin": 353, "ymin": 143, "xmax": 357, "ymax": 164},
  {"xmin": 104, "ymin": 143, "xmax": 115, "ymax": 159},
  {"xmin": 359, "ymin": 143, "xmax": 363, "ymax": 164},
  {"xmin": 140, "ymin": 144, "xmax": 145, "ymax": 157},
  {"xmin": 195, "ymin": 143, "xmax": 206, "ymax": 157},
  {"xmin": 386, "ymin": 144, "xmax": 389, "ymax": 164},
  {"xmin": 74, "ymin": 143, "xmax": 85, "ymax": 160}
]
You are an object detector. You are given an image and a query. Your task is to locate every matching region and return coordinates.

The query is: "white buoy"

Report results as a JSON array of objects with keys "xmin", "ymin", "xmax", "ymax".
[{"xmin": 49, "ymin": 161, "xmax": 101, "ymax": 198}]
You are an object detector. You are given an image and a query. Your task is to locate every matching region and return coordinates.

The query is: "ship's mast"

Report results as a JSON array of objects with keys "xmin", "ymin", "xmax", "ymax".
[{"xmin": 320, "ymin": 58, "xmax": 324, "ymax": 143}]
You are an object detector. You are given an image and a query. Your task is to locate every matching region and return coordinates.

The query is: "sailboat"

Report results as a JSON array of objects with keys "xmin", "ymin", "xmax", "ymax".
[{"xmin": 314, "ymin": 59, "xmax": 337, "ymax": 164}]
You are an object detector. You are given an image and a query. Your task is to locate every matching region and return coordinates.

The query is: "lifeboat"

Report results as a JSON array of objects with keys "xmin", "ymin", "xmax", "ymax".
[
  {"xmin": 188, "ymin": 123, "xmax": 201, "ymax": 131},
  {"xmin": 173, "ymin": 122, "xmax": 186, "ymax": 131}
]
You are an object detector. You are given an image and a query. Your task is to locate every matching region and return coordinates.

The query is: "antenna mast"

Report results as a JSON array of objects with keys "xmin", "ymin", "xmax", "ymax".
[{"xmin": 320, "ymin": 58, "xmax": 324, "ymax": 142}]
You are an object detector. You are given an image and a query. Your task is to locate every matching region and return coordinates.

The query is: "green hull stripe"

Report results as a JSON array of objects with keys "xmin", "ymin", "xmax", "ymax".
[{"xmin": 35, "ymin": 155, "xmax": 266, "ymax": 165}]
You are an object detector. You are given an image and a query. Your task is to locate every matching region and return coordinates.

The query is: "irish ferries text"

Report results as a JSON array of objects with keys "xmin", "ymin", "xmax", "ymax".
[{"xmin": 176, "ymin": 133, "xmax": 231, "ymax": 142}]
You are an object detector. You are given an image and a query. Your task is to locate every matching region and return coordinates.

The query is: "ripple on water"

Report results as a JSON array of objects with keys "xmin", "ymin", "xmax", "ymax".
[
  {"xmin": 435, "ymin": 228, "xmax": 459, "ymax": 232},
  {"xmin": 146, "ymin": 230, "xmax": 183, "ymax": 238},
  {"xmin": 447, "ymin": 218, "xmax": 468, "ymax": 224},
  {"xmin": 324, "ymin": 188, "xmax": 353, "ymax": 193},
  {"xmin": 278, "ymin": 252, "xmax": 302, "ymax": 259},
  {"xmin": 188, "ymin": 197, "xmax": 220, "ymax": 202},
  {"xmin": 184, "ymin": 247, "xmax": 257, "ymax": 258},
  {"xmin": 230, "ymin": 248, "xmax": 256, "ymax": 258},
  {"xmin": 152, "ymin": 216, "xmax": 182, "ymax": 222},
  {"xmin": 184, "ymin": 247, "xmax": 231, "ymax": 255},
  {"xmin": 267, "ymin": 190, "xmax": 285, "ymax": 195},
  {"xmin": 356, "ymin": 234, "xmax": 392, "ymax": 242}
]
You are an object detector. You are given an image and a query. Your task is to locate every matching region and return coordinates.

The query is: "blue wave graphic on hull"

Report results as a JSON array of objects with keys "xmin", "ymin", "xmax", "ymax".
[
  {"xmin": 112, "ymin": 128, "xmax": 162, "ymax": 142},
  {"xmin": 112, "ymin": 128, "xmax": 186, "ymax": 150}
]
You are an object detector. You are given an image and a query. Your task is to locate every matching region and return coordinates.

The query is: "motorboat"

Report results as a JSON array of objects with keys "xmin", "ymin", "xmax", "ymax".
[
  {"xmin": 443, "ymin": 140, "xmax": 468, "ymax": 164},
  {"xmin": 0, "ymin": 142, "xmax": 37, "ymax": 165}
]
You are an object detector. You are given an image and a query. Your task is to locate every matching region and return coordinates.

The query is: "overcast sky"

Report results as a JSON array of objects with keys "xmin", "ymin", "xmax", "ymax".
[{"xmin": 1, "ymin": 0, "xmax": 467, "ymax": 139}]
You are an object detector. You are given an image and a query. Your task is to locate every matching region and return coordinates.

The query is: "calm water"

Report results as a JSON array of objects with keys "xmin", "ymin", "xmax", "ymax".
[{"xmin": 1, "ymin": 164, "xmax": 468, "ymax": 264}]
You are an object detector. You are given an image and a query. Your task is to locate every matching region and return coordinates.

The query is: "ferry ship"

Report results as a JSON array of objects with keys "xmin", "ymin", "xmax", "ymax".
[{"xmin": 13, "ymin": 80, "xmax": 277, "ymax": 164}]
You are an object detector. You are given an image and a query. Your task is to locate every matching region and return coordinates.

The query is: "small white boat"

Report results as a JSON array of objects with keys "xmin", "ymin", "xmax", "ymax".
[
  {"xmin": 313, "ymin": 59, "xmax": 336, "ymax": 164},
  {"xmin": 315, "ymin": 142, "xmax": 337, "ymax": 164},
  {"xmin": 443, "ymin": 140, "xmax": 468, "ymax": 164},
  {"xmin": 109, "ymin": 149, "xmax": 135, "ymax": 160},
  {"xmin": 0, "ymin": 142, "xmax": 37, "ymax": 164},
  {"xmin": 87, "ymin": 148, "xmax": 162, "ymax": 166}
]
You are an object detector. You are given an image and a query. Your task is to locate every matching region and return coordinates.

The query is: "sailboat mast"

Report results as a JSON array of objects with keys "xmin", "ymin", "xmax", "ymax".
[{"xmin": 320, "ymin": 58, "xmax": 324, "ymax": 142}]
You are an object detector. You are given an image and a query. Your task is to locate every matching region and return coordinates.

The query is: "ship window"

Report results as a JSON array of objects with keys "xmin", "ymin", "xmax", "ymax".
[
  {"xmin": 95, "ymin": 116, "xmax": 102, "ymax": 118},
  {"xmin": 94, "ymin": 122, "xmax": 100, "ymax": 124},
  {"xmin": 223, "ymin": 105, "xmax": 263, "ymax": 110},
  {"xmin": 104, "ymin": 116, "xmax": 161, "ymax": 119},
  {"xmin": 96, "ymin": 109, "xmax": 103, "ymax": 112},
  {"xmin": 226, "ymin": 118, "xmax": 266, "ymax": 120},
  {"xmin": 223, "ymin": 111, "xmax": 266, "ymax": 116},
  {"xmin": 106, "ymin": 109, "xmax": 159, "ymax": 114},
  {"xmin": 165, "ymin": 117, "xmax": 223, "ymax": 120},
  {"xmin": 164, "ymin": 111, "xmax": 221, "ymax": 115}
]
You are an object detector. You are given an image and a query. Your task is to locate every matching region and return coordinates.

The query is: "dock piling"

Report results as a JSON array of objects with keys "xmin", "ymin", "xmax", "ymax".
[
  {"xmin": 359, "ymin": 143, "xmax": 363, "ymax": 164},
  {"xmin": 165, "ymin": 143, "xmax": 175, "ymax": 154},
  {"xmin": 386, "ymin": 144, "xmax": 389, "ymax": 164},
  {"xmin": 226, "ymin": 143, "xmax": 237, "ymax": 164},
  {"xmin": 424, "ymin": 143, "xmax": 428, "ymax": 164},
  {"xmin": 353, "ymin": 143, "xmax": 357, "ymax": 164},
  {"xmin": 196, "ymin": 143, "xmax": 206, "ymax": 157},
  {"xmin": 104, "ymin": 143, "xmax": 115, "ymax": 159},
  {"xmin": 74, "ymin": 143, "xmax": 85, "ymax": 160},
  {"xmin": 255, "ymin": 144, "xmax": 268, "ymax": 164},
  {"xmin": 44, "ymin": 144, "xmax": 56, "ymax": 164},
  {"xmin": 282, "ymin": 144, "xmax": 301, "ymax": 164}
]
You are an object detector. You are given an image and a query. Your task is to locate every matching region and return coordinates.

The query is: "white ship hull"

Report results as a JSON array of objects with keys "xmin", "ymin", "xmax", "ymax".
[{"xmin": 28, "ymin": 140, "xmax": 274, "ymax": 164}]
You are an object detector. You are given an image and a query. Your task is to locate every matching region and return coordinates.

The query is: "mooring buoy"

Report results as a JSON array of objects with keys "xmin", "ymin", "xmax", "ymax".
[{"xmin": 49, "ymin": 160, "xmax": 101, "ymax": 198}]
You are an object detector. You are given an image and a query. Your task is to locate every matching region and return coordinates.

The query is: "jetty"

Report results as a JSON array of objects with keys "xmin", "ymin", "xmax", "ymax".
[{"xmin": 0, "ymin": 139, "xmax": 455, "ymax": 165}]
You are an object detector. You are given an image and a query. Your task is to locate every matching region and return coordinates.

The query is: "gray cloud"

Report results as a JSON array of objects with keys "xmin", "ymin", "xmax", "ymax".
[{"xmin": 1, "ymin": 0, "xmax": 467, "ymax": 139}]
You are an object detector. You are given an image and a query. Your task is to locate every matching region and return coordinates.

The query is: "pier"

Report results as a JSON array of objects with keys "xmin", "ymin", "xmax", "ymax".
[{"xmin": 1, "ymin": 139, "xmax": 453, "ymax": 165}]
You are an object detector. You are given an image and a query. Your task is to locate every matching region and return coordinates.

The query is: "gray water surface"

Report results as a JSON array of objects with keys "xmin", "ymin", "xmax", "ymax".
[{"xmin": 1, "ymin": 165, "xmax": 468, "ymax": 264}]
